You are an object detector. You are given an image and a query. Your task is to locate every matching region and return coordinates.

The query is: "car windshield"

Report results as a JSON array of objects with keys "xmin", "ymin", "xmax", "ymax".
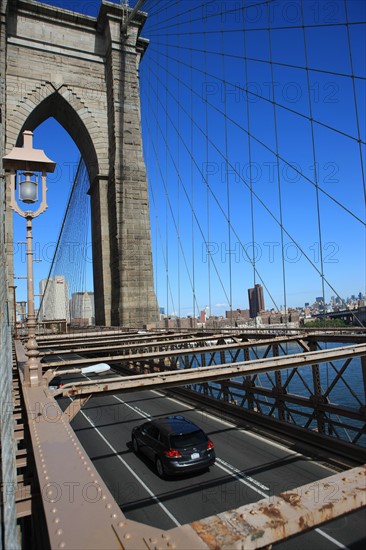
[{"xmin": 170, "ymin": 430, "xmax": 207, "ymax": 449}]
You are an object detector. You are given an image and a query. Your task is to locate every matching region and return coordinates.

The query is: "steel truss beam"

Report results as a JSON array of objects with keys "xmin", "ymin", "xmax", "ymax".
[
  {"xmin": 43, "ymin": 335, "xmax": 355, "ymax": 370},
  {"xmin": 53, "ymin": 344, "xmax": 366, "ymax": 399}
]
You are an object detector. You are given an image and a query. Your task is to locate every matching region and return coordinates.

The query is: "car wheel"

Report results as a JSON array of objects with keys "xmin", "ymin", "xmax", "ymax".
[
  {"xmin": 132, "ymin": 436, "xmax": 139, "ymax": 454},
  {"xmin": 155, "ymin": 457, "xmax": 165, "ymax": 478}
]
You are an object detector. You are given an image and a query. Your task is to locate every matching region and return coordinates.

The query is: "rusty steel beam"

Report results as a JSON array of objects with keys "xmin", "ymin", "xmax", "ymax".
[
  {"xmin": 37, "ymin": 330, "xmax": 199, "ymax": 349},
  {"xmin": 42, "ymin": 335, "xmax": 326, "ymax": 369},
  {"xmin": 40, "ymin": 332, "xmax": 241, "ymax": 355},
  {"xmin": 62, "ymin": 395, "xmax": 92, "ymax": 422},
  {"xmin": 179, "ymin": 465, "xmax": 366, "ymax": 549},
  {"xmin": 52, "ymin": 344, "xmax": 366, "ymax": 398}
]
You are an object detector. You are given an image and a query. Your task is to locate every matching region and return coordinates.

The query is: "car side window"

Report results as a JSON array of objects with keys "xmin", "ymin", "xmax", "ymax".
[{"xmin": 145, "ymin": 425, "xmax": 160, "ymax": 440}]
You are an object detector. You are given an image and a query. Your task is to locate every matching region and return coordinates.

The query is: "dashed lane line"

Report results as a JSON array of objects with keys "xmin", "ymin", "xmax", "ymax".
[
  {"xmin": 78, "ymin": 381, "xmax": 350, "ymax": 548},
  {"xmin": 79, "ymin": 408, "xmax": 181, "ymax": 528}
]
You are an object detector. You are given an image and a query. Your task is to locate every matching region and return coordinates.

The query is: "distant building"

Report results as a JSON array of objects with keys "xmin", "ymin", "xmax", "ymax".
[
  {"xmin": 16, "ymin": 301, "xmax": 27, "ymax": 322},
  {"xmin": 39, "ymin": 276, "xmax": 70, "ymax": 321},
  {"xmin": 248, "ymin": 284, "xmax": 265, "ymax": 319},
  {"xmin": 225, "ymin": 309, "xmax": 250, "ymax": 321},
  {"xmin": 260, "ymin": 310, "xmax": 300, "ymax": 325},
  {"xmin": 70, "ymin": 291, "xmax": 95, "ymax": 325}
]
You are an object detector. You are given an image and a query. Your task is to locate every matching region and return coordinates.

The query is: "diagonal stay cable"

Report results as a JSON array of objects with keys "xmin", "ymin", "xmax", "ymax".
[
  {"xmin": 141, "ymin": 82, "xmax": 210, "ymax": 312},
  {"xmin": 144, "ymin": 57, "xmax": 364, "ymax": 323},
  {"xmin": 36, "ymin": 158, "xmax": 83, "ymax": 321},
  {"xmin": 147, "ymin": 45, "xmax": 366, "ymax": 147},
  {"xmin": 146, "ymin": 20, "xmax": 366, "ymax": 37},
  {"xmin": 147, "ymin": 40, "xmax": 366, "ymax": 82},
  {"xmin": 142, "ymin": 64, "xmax": 281, "ymax": 311},
  {"xmin": 145, "ymin": 49, "xmax": 365, "ymax": 227}
]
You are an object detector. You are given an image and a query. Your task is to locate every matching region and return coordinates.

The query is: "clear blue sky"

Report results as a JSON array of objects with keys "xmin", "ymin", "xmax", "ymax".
[{"xmin": 12, "ymin": 0, "xmax": 366, "ymax": 317}]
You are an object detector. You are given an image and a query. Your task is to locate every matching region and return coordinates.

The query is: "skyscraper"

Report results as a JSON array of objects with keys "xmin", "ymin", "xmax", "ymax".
[
  {"xmin": 248, "ymin": 284, "xmax": 265, "ymax": 319},
  {"xmin": 70, "ymin": 292, "xmax": 95, "ymax": 325},
  {"xmin": 39, "ymin": 276, "xmax": 70, "ymax": 322}
]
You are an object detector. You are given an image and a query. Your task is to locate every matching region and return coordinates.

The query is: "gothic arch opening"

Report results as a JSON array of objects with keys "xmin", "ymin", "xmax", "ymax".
[
  {"xmin": 16, "ymin": 91, "xmax": 100, "ymax": 185},
  {"xmin": 13, "ymin": 113, "xmax": 96, "ymax": 328}
]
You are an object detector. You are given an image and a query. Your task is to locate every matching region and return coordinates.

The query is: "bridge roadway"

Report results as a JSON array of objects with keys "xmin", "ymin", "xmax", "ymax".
[{"xmin": 56, "ymin": 368, "xmax": 366, "ymax": 549}]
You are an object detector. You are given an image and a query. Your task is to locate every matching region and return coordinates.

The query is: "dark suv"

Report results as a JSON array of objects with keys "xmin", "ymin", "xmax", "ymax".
[{"xmin": 131, "ymin": 415, "xmax": 215, "ymax": 477}]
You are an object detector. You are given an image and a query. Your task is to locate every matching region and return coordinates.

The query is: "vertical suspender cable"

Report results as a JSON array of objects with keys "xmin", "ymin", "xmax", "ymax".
[
  {"xmin": 344, "ymin": 0, "xmax": 366, "ymax": 328},
  {"xmin": 242, "ymin": 1, "xmax": 257, "ymax": 315},
  {"xmin": 267, "ymin": 3, "xmax": 288, "ymax": 321},
  {"xmin": 221, "ymin": 2, "xmax": 233, "ymax": 317},
  {"xmin": 189, "ymin": 5, "xmax": 196, "ymax": 321},
  {"xmin": 177, "ymin": 1, "xmax": 182, "ymax": 320},
  {"xmin": 301, "ymin": 0, "xmax": 326, "ymax": 311},
  {"xmin": 203, "ymin": 5, "xmax": 212, "ymax": 320}
]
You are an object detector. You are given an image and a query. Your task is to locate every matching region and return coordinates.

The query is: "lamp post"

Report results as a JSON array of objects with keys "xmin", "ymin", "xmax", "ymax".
[{"xmin": 3, "ymin": 131, "xmax": 56, "ymax": 386}]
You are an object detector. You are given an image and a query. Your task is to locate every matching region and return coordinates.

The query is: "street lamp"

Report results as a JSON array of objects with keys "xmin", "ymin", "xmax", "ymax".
[{"xmin": 3, "ymin": 130, "xmax": 56, "ymax": 386}]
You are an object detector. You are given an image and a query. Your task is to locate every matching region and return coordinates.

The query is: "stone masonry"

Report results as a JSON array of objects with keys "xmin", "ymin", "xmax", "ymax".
[{"xmin": 2, "ymin": 0, "xmax": 159, "ymax": 326}]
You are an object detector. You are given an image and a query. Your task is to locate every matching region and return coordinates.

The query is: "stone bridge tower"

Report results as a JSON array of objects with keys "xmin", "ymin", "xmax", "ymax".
[{"xmin": 1, "ymin": 0, "xmax": 159, "ymax": 326}]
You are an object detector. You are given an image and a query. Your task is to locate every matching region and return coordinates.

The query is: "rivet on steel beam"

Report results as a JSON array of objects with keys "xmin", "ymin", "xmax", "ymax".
[
  {"xmin": 124, "ymin": 534, "xmax": 131, "ymax": 540},
  {"xmin": 118, "ymin": 521, "xmax": 126, "ymax": 528},
  {"xmin": 111, "ymin": 513, "xmax": 118, "ymax": 519},
  {"xmin": 106, "ymin": 503, "xmax": 112, "ymax": 509},
  {"xmin": 56, "ymin": 529, "xmax": 63, "ymax": 536}
]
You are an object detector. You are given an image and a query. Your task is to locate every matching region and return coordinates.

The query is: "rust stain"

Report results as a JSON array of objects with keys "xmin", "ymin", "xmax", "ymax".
[
  {"xmin": 259, "ymin": 504, "xmax": 286, "ymax": 529},
  {"xmin": 319, "ymin": 503, "xmax": 334, "ymax": 514},
  {"xmin": 298, "ymin": 515, "xmax": 310, "ymax": 530},
  {"xmin": 280, "ymin": 492, "xmax": 301, "ymax": 506},
  {"xmin": 259, "ymin": 505, "xmax": 283, "ymax": 519},
  {"xmin": 191, "ymin": 521, "xmax": 221, "ymax": 550}
]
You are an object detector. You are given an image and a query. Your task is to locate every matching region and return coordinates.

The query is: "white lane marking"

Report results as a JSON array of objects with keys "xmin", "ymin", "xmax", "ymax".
[
  {"xmin": 81, "ymin": 384, "xmax": 347, "ymax": 547},
  {"xmin": 215, "ymin": 459, "xmax": 268, "ymax": 498},
  {"xmin": 148, "ymin": 391, "xmax": 350, "ymax": 548},
  {"xmin": 152, "ymin": 390, "xmax": 335, "ymax": 472},
  {"xmin": 78, "ymin": 408, "xmax": 181, "ymax": 527},
  {"xmin": 216, "ymin": 457, "xmax": 269, "ymax": 492},
  {"xmin": 112, "ymin": 390, "xmax": 271, "ymax": 497},
  {"xmin": 315, "ymin": 528, "xmax": 349, "ymax": 549},
  {"xmin": 113, "ymin": 394, "xmax": 151, "ymax": 419}
]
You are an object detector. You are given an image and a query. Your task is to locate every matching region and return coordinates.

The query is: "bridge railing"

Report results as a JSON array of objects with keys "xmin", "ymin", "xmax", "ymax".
[{"xmin": 0, "ymin": 180, "xmax": 19, "ymax": 548}]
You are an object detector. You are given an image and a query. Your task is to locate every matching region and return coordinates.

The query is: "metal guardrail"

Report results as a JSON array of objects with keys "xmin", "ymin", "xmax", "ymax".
[{"xmin": 0, "ymin": 148, "xmax": 20, "ymax": 549}]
